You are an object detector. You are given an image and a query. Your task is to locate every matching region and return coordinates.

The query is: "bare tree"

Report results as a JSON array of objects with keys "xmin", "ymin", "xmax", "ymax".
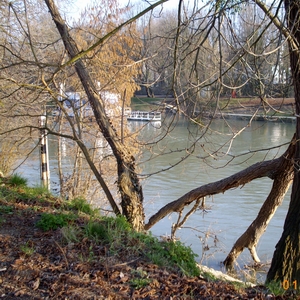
[
  {"xmin": 2, "ymin": 0, "xmax": 300, "ymax": 283},
  {"xmin": 43, "ymin": 0, "xmax": 172, "ymax": 231}
]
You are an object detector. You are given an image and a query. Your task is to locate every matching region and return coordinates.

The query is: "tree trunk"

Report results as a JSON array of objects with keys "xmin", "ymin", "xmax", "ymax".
[
  {"xmin": 145, "ymin": 152, "xmax": 293, "ymax": 230},
  {"xmin": 146, "ymin": 86, "xmax": 154, "ymax": 98},
  {"xmin": 45, "ymin": 0, "xmax": 145, "ymax": 231},
  {"xmin": 267, "ymin": 0, "xmax": 300, "ymax": 284},
  {"xmin": 224, "ymin": 137, "xmax": 295, "ymax": 268}
]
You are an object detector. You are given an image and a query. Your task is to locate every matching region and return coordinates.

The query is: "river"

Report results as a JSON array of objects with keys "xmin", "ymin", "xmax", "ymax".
[{"xmin": 17, "ymin": 115, "xmax": 295, "ymax": 282}]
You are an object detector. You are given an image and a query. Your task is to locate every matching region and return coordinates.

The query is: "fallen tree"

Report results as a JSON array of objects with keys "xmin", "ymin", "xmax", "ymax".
[
  {"xmin": 224, "ymin": 136, "xmax": 295, "ymax": 267},
  {"xmin": 145, "ymin": 136, "xmax": 295, "ymax": 266}
]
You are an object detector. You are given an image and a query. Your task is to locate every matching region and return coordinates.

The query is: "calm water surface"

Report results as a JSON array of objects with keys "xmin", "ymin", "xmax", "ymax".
[
  {"xmin": 18, "ymin": 116, "xmax": 295, "ymax": 281},
  {"xmin": 132, "ymin": 116, "xmax": 294, "ymax": 281}
]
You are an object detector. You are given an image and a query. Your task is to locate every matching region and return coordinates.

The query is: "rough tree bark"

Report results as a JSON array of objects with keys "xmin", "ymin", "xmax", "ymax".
[
  {"xmin": 224, "ymin": 137, "xmax": 295, "ymax": 268},
  {"xmin": 45, "ymin": 0, "xmax": 145, "ymax": 231},
  {"xmin": 267, "ymin": 0, "xmax": 300, "ymax": 284}
]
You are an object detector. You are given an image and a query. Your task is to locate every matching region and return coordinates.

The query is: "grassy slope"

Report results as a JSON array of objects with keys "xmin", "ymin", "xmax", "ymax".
[{"xmin": 0, "ymin": 176, "xmax": 294, "ymax": 299}]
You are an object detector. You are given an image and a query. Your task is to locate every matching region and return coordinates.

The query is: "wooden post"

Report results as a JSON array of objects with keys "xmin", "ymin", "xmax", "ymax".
[{"xmin": 39, "ymin": 116, "xmax": 50, "ymax": 190}]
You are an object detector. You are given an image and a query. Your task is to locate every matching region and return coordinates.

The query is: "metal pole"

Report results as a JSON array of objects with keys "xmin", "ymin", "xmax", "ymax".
[{"xmin": 39, "ymin": 116, "xmax": 50, "ymax": 190}]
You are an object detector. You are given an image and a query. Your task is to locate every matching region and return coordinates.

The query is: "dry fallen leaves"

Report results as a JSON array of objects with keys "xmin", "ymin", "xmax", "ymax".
[{"xmin": 0, "ymin": 192, "xmax": 297, "ymax": 299}]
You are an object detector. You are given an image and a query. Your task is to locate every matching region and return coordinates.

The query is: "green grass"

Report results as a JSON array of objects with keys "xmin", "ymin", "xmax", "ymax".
[
  {"xmin": 22, "ymin": 185, "xmax": 52, "ymax": 201},
  {"xmin": 0, "ymin": 205, "xmax": 13, "ymax": 214},
  {"xmin": 66, "ymin": 197, "xmax": 95, "ymax": 215},
  {"xmin": 36, "ymin": 212, "xmax": 77, "ymax": 231},
  {"xmin": 85, "ymin": 221, "xmax": 110, "ymax": 242},
  {"xmin": 131, "ymin": 96, "xmax": 163, "ymax": 111},
  {"xmin": 0, "ymin": 176, "xmax": 201, "ymax": 278},
  {"xmin": 8, "ymin": 174, "xmax": 28, "ymax": 186},
  {"xmin": 61, "ymin": 215, "xmax": 201, "ymax": 277},
  {"xmin": 0, "ymin": 204, "xmax": 13, "ymax": 228},
  {"xmin": 265, "ymin": 280, "xmax": 289, "ymax": 296},
  {"xmin": 129, "ymin": 269, "xmax": 152, "ymax": 289},
  {"xmin": 131, "ymin": 96, "xmax": 166, "ymax": 104},
  {"xmin": 0, "ymin": 175, "xmax": 53, "ymax": 204},
  {"xmin": 84, "ymin": 215, "xmax": 131, "ymax": 245},
  {"xmin": 60, "ymin": 225, "xmax": 80, "ymax": 243},
  {"xmin": 20, "ymin": 242, "xmax": 35, "ymax": 256},
  {"xmin": 132, "ymin": 232, "xmax": 200, "ymax": 277}
]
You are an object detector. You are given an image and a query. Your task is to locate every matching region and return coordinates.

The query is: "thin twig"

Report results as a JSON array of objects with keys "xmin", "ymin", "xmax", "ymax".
[{"xmin": 54, "ymin": 240, "xmax": 69, "ymax": 269}]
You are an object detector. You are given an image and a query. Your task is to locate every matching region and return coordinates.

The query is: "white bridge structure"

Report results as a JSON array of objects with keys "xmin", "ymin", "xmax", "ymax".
[{"xmin": 127, "ymin": 111, "xmax": 161, "ymax": 122}]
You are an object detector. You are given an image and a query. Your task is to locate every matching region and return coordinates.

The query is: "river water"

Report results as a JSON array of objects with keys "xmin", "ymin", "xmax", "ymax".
[{"xmin": 17, "ymin": 115, "xmax": 295, "ymax": 282}]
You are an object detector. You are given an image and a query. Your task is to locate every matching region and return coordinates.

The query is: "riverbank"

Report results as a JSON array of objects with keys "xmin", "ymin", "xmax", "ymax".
[
  {"xmin": 216, "ymin": 97, "xmax": 296, "ymax": 123},
  {"xmin": 0, "ymin": 175, "xmax": 296, "ymax": 299},
  {"xmin": 134, "ymin": 96, "xmax": 296, "ymax": 122}
]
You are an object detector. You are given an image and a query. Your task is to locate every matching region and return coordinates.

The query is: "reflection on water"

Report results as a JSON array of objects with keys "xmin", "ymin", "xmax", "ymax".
[{"xmin": 17, "ymin": 116, "xmax": 295, "ymax": 281}]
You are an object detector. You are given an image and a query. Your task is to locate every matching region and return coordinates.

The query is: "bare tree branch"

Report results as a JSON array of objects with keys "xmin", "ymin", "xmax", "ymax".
[
  {"xmin": 145, "ymin": 138, "xmax": 295, "ymax": 230},
  {"xmin": 224, "ymin": 135, "xmax": 295, "ymax": 267}
]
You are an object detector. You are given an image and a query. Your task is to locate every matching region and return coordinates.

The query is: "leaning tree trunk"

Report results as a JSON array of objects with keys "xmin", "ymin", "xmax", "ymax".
[
  {"xmin": 224, "ymin": 137, "xmax": 295, "ymax": 268},
  {"xmin": 267, "ymin": 0, "xmax": 300, "ymax": 284},
  {"xmin": 45, "ymin": 0, "xmax": 145, "ymax": 231},
  {"xmin": 145, "ymin": 153, "xmax": 293, "ymax": 230}
]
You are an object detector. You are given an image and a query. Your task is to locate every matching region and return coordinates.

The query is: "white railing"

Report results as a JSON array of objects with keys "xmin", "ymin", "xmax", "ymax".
[{"xmin": 127, "ymin": 111, "xmax": 161, "ymax": 121}]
